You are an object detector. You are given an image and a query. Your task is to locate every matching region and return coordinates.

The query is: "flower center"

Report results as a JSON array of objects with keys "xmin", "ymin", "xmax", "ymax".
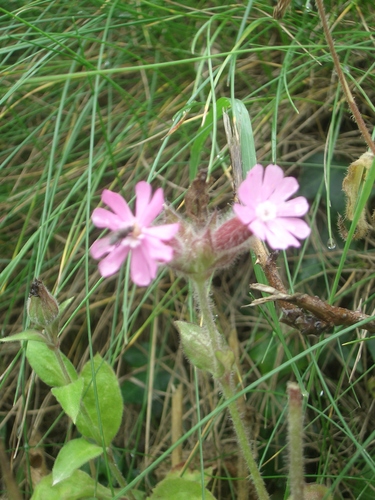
[
  {"xmin": 256, "ymin": 200, "xmax": 277, "ymax": 222},
  {"xmin": 110, "ymin": 223, "xmax": 142, "ymax": 247},
  {"xmin": 128, "ymin": 225, "xmax": 143, "ymax": 248}
]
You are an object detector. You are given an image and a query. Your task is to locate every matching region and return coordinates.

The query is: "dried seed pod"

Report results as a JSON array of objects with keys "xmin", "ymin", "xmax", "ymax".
[{"xmin": 338, "ymin": 151, "xmax": 374, "ymax": 240}]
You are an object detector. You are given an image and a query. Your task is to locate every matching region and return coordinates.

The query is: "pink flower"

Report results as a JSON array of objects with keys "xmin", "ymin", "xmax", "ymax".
[
  {"xmin": 233, "ymin": 164, "xmax": 311, "ymax": 250},
  {"xmin": 90, "ymin": 182, "xmax": 179, "ymax": 286}
]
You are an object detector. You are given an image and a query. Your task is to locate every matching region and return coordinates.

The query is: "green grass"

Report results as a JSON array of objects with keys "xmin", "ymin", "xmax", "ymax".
[{"xmin": 1, "ymin": 0, "xmax": 375, "ymax": 498}]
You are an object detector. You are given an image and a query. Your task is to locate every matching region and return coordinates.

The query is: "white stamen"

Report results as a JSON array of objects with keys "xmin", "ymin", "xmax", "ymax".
[{"xmin": 256, "ymin": 200, "xmax": 277, "ymax": 222}]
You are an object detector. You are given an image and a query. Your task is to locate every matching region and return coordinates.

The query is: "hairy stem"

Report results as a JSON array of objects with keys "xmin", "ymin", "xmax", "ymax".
[
  {"xmin": 193, "ymin": 277, "xmax": 270, "ymax": 500},
  {"xmin": 220, "ymin": 375, "xmax": 270, "ymax": 500},
  {"xmin": 192, "ymin": 278, "xmax": 221, "ymax": 373},
  {"xmin": 287, "ymin": 382, "xmax": 305, "ymax": 500}
]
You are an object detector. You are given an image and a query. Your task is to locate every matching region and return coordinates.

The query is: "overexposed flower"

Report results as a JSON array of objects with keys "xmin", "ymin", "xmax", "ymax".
[
  {"xmin": 90, "ymin": 182, "xmax": 179, "ymax": 286},
  {"xmin": 233, "ymin": 164, "xmax": 311, "ymax": 250}
]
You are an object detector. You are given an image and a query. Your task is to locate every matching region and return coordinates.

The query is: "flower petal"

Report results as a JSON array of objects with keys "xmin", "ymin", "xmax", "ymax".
[
  {"xmin": 134, "ymin": 182, "xmax": 152, "ymax": 222},
  {"xmin": 144, "ymin": 223, "xmax": 180, "ymax": 241},
  {"xmin": 143, "ymin": 235, "xmax": 175, "ymax": 262},
  {"xmin": 234, "ymin": 163, "xmax": 310, "ymax": 251},
  {"xmin": 237, "ymin": 164, "xmax": 264, "ymax": 206},
  {"xmin": 276, "ymin": 217, "xmax": 311, "ymax": 239},
  {"xmin": 130, "ymin": 245, "xmax": 158, "ymax": 286},
  {"xmin": 262, "ymin": 164, "xmax": 285, "ymax": 199},
  {"xmin": 249, "ymin": 218, "xmax": 267, "ymax": 241},
  {"xmin": 139, "ymin": 187, "xmax": 164, "ymax": 226},
  {"xmin": 265, "ymin": 218, "xmax": 311, "ymax": 249},
  {"xmin": 265, "ymin": 220, "xmax": 301, "ymax": 249},
  {"xmin": 268, "ymin": 176, "xmax": 299, "ymax": 203},
  {"xmin": 102, "ymin": 189, "xmax": 133, "ymax": 222},
  {"xmin": 90, "ymin": 236, "xmax": 113, "ymax": 259},
  {"xmin": 91, "ymin": 183, "xmax": 179, "ymax": 285},
  {"xmin": 233, "ymin": 203, "xmax": 256, "ymax": 225},
  {"xmin": 97, "ymin": 246, "xmax": 130, "ymax": 277},
  {"xmin": 92, "ymin": 208, "xmax": 123, "ymax": 231},
  {"xmin": 277, "ymin": 197, "xmax": 309, "ymax": 217}
]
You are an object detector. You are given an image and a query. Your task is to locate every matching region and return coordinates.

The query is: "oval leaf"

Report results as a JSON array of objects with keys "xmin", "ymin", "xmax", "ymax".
[
  {"xmin": 175, "ymin": 321, "xmax": 215, "ymax": 374},
  {"xmin": 52, "ymin": 438, "xmax": 103, "ymax": 485},
  {"xmin": 232, "ymin": 98, "xmax": 257, "ymax": 174},
  {"xmin": 0, "ymin": 330, "xmax": 46, "ymax": 343},
  {"xmin": 31, "ymin": 469, "xmax": 113, "ymax": 500},
  {"xmin": 149, "ymin": 477, "xmax": 217, "ymax": 500},
  {"xmin": 57, "ymin": 297, "xmax": 75, "ymax": 316},
  {"xmin": 51, "ymin": 378, "xmax": 84, "ymax": 423},
  {"xmin": 26, "ymin": 341, "xmax": 78, "ymax": 387},
  {"xmin": 75, "ymin": 354, "xmax": 123, "ymax": 446}
]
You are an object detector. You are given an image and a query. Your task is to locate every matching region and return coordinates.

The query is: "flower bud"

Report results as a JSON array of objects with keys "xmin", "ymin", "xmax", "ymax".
[
  {"xmin": 162, "ymin": 165, "xmax": 259, "ymax": 280},
  {"xmin": 174, "ymin": 321, "xmax": 217, "ymax": 375},
  {"xmin": 27, "ymin": 279, "xmax": 59, "ymax": 329},
  {"xmin": 165, "ymin": 208, "xmax": 254, "ymax": 281},
  {"xmin": 211, "ymin": 216, "xmax": 254, "ymax": 265}
]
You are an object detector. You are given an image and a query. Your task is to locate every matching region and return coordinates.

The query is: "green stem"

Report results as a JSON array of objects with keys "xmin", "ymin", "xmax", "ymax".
[
  {"xmin": 287, "ymin": 382, "xmax": 305, "ymax": 500},
  {"xmin": 220, "ymin": 375, "xmax": 270, "ymax": 500},
  {"xmin": 107, "ymin": 448, "xmax": 137, "ymax": 500},
  {"xmin": 192, "ymin": 278, "xmax": 270, "ymax": 500},
  {"xmin": 193, "ymin": 279, "xmax": 219, "ymax": 349},
  {"xmin": 192, "ymin": 279, "xmax": 221, "ymax": 373},
  {"xmin": 52, "ymin": 346, "xmax": 72, "ymax": 385}
]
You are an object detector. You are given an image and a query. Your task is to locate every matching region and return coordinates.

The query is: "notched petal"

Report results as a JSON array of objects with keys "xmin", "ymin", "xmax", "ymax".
[
  {"xmin": 277, "ymin": 197, "xmax": 309, "ymax": 217},
  {"xmin": 268, "ymin": 176, "xmax": 299, "ymax": 203},
  {"xmin": 135, "ymin": 181, "xmax": 153, "ymax": 221},
  {"xmin": 233, "ymin": 203, "xmax": 256, "ymax": 225},
  {"xmin": 90, "ymin": 237, "xmax": 113, "ymax": 259},
  {"xmin": 101, "ymin": 190, "xmax": 133, "ymax": 221},
  {"xmin": 237, "ymin": 164, "xmax": 264, "ymax": 205},
  {"xmin": 97, "ymin": 246, "xmax": 130, "ymax": 277},
  {"xmin": 144, "ymin": 223, "xmax": 180, "ymax": 241},
  {"xmin": 92, "ymin": 208, "xmax": 123, "ymax": 231},
  {"xmin": 139, "ymin": 187, "xmax": 164, "ymax": 226}
]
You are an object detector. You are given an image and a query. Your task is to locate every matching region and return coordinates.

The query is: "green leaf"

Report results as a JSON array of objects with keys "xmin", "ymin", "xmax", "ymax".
[
  {"xmin": 163, "ymin": 467, "xmax": 213, "ymax": 487},
  {"xmin": 149, "ymin": 477, "xmax": 217, "ymax": 500},
  {"xmin": 75, "ymin": 354, "xmax": 123, "ymax": 446},
  {"xmin": 52, "ymin": 378, "xmax": 84, "ymax": 424},
  {"xmin": 0, "ymin": 330, "xmax": 46, "ymax": 343},
  {"xmin": 52, "ymin": 438, "xmax": 103, "ymax": 485},
  {"xmin": 232, "ymin": 98, "xmax": 257, "ymax": 176},
  {"xmin": 26, "ymin": 341, "xmax": 78, "ymax": 387},
  {"xmin": 189, "ymin": 97, "xmax": 230, "ymax": 180},
  {"xmin": 174, "ymin": 321, "xmax": 215, "ymax": 374},
  {"xmin": 31, "ymin": 469, "xmax": 114, "ymax": 500},
  {"xmin": 58, "ymin": 297, "xmax": 75, "ymax": 316},
  {"xmin": 215, "ymin": 349, "xmax": 235, "ymax": 377}
]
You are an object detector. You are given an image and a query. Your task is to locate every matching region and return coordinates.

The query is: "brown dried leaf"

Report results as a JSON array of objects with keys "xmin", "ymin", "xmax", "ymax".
[{"xmin": 340, "ymin": 151, "xmax": 374, "ymax": 240}]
